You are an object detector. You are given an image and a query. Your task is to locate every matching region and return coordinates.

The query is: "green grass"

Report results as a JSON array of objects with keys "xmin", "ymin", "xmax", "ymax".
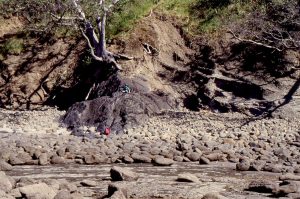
[
  {"xmin": 107, "ymin": 0, "xmax": 158, "ymax": 37},
  {"xmin": 0, "ymin": 0, "xmax": 265, "ymax": 40},
  {"xmin": 155, "ymin": 0, "xmax": 263, "ymax": 34},
  {"xmin": 0, "ymin": 37, "xmax": 24, "ymax": 55}
]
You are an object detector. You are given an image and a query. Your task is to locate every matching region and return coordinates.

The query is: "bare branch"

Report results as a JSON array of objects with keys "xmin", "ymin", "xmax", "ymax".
[
  {"xmin": 71, "ymin": 0, "xmax": 86, "ymax": 20},
  {"xmin": 80, "ymin": 29, "xmax": 103, "ymax": 62},
  {"xmin": 114, "ymin": 53, "xmax": 134, "ymax": 60},
  {"xmin": 228, "ymin": 30, "xmax": 283, "ymax": 52}
]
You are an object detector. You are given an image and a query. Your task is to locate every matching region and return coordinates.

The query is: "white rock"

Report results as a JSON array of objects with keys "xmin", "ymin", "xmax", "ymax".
[{"xmin": 19, "ymin": 183, "xmax": 57, "ymax": 199}]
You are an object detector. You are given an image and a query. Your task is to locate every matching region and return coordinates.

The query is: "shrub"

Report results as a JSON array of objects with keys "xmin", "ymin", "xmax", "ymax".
[{"xmin": 0, "ymin": 37, "xmax": 24, "ymax": 55}]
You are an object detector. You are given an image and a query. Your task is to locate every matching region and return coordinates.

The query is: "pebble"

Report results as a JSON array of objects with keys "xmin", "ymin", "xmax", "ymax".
[
  {"xmin": 0, "ymin": 160, "xmax": 12, "ymax": 171},
  {"xmin": 131, "ymin": 153, "xmax": 152, "ymax": 163},
  {"xmin": 236, "ymin": 159, "xmax": 250, "ymax": 171},
  {"xmin": 199, "ymin": 157, "xmax": 210, "ymax": 165},
  {"xmin": 110, "ymin": 166, "xmax": 139, "ymax": 181},
  {"xmin": 153, "ymin": 156, "xmax": 174, "ymax": 166},
  {"xmin": 177, "ymin": 173, "xmax": 199, "ymax": 183},
  {"xmin": 80, "ymin": 180, "xmax": 98, "ymax": 187}
]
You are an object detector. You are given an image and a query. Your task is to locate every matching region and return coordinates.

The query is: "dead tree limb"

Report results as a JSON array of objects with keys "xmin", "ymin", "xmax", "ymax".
[{"xmin": 228, "ymin": 30, "xmax": 283, "ymax": 52}]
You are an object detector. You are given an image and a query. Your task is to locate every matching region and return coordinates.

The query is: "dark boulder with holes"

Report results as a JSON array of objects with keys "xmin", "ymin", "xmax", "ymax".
[{"xmin": 63, "ymin": 73, "xmax": 175, "ymax": 134}]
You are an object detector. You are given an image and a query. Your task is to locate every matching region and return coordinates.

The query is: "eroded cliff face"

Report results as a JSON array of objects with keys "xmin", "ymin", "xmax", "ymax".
[{"xmin": 1, "ymin": 12, "xmax": 299, "ymax": 131}]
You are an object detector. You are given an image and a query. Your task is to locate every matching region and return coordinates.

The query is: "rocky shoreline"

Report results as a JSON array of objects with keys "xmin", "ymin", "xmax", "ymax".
[{"xmin": 0, "ymin": 108, "xmax": 300, "ymax": 198}]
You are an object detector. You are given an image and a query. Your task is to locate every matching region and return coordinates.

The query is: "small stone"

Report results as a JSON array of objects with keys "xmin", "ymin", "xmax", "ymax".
[
  {"xmin": 84, "ymin": 155, "xmax": 106, "ymax": 164},
  {"xmin": 58, "ymin": 180, "xmax": 77, "ymax": 192},
  {"xmin": 123, "ymin": 156, "xmax": 134, "ymax": 164},
  {"xmin": 173, "ymin": 156, "xmax": 183, "ymax": 162},
  {"xmin": 0, "ymin": 160, "xmax": 12, "ymax": 171},
  {"xmin": 249, "ymin": 160, "xmax": 265, "ymax": 171},
  {"xmin": 19, "ymin": 183, "xmax": 57, "ymax": 199},
  {"xmin": 54, "ymin": 190, "xmax": 72, "ymax": 199},
  {"xmin": 263, "ymin": 163, "xmax": 282, "ymax": 173},
  {"xmin": 107, "ymin": 184, "xmax": 127, "ymax": 199},
  {"xmin": 201, "ymin": 193, "xmax": 221, "ymax": 199},
  {"xmin": 279, "ymin": 173, "xmax": 300, "ymax": 181},
  {"xmin": 16, "ymin": 177, "xmax": 36, "ymax": 187},
  {"xmin": 274, "ymin": 181, "xmax": 299, "ymax": 196},
  {"xmin": 294, "ymin": 167, "xmax": 300, "ymax": 174},
  {"xmin": 80, "ymin": 180, "xmax": 98, "ymax": 187},
  {"xmin": 0, "ymin": 172, "xmax": 13, "ymax": 192},
  {"xmin": 177, "ymin": 173, "xmax": 199, "ymax": 183},
  {"xmin": 56, "ymin": 148, "xmax": 66, "ymax": 157},
  {"xmin": 205, "ymin": 153, "xmax": 225, "ymax": 161},
  {"xmin": 51, "ymin": 156, "xmax": 66, "ymax": 164},
  {"xmin": 39, "ymin": 153, "xmax": 48, "ymax": 165},
  {"xmin": 149, "ymin": 147, "xmax": 161, "ymax": 155},
  {"xmin": 153, "ymin": 157, "xmax": 174, "ymax": 166},
  {"xmin": 9, "ymin": 155, "xmax": 25, "ymax": 165},
  {"xmin": 70, "ymin": 192, "xmax": 84, "ymax": 199},
  {"xmin": 110, "ymin": 166, "xmax": 139, "ymax": 181},
  {"xmin": 0, "ymin": 190, "xmax": 14, "ymax": 199},
  {"xmin": 186, "ymin": 152, "xmax": 201, "ymax": 161},
  {"xmin": 199, "ymin": 157, "xmax": 210, "ymax": 165},
  {"xmin": 131, "ymin": 153, "xmax": 152, "ymax": 163},
  {"xmin": 9, "ymin": 188, "xmax": 22, "ymax": 198},
  {"xmin": 236, "ymin": 159, "xmax": 250, "ymax": 171}
]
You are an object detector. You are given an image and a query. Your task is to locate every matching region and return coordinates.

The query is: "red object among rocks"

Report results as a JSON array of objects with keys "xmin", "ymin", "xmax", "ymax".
[{"xmin": 104, "ymin": 128, "xmax": 111, "ymax": 136}]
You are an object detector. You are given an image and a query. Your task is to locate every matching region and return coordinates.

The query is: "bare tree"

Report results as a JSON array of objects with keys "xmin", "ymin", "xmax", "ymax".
[
  {"xmin": 228, "ymin": 0, "xmax": 300, "ymax": 53},
  {"xmin": 70, "ymin": 0, "xmax": 132, "ymax": 70}
]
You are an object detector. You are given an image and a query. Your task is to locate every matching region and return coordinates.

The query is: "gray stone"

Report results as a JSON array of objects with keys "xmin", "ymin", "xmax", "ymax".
[
  {"xmin": 0, "ymin": 172, "xmax": 13, "ymax": 192},
  {"xmin": 236, "ymin": 159, "xmax": 250, "ymax": 171},
  {"xmin": 54, "ymin": 190, "xmax": 72, "ymax": 199},
  {"xmin": 19, "ymin": 183, "xmax": 57, "ymax": 199},
  {"xmin": 274, "ymin": 181, "xmax": 299, "ymax": 196},
  {"xmin": 110, "ymin": 166, "xmax": 139, "ymax": 181},
  {"xmin": 205, "ymin": 153, "xmax": 225, "ymax": 161},
  {"xmin": 58, "ymin": 180, "xmax": 77, "ymax": 192},
  {"xmin": 16, "ymin": 177, "xmax": 36, "ymax": 188},
  {"xmin": 70, "ymin": 192, "xmax": 84, "ymax": 199},
  {"xmin": 0, "ymin": 160, "xmax": 12, "ymax": 171},
  {"xmin": 107, "ymin": 184, "xmax": 127, "ymax": 199},
  {"xmin": 131, "ymin": 153, "xmax": 152, "ymax": 163},
  {"xmin": 80, "ymin": 180, "xmax": 98, "ymax": 187},
  {"xmin": 9, "ymin": 188, "xmax": 22, "ymax": 198},
  {"xmin": 186, "ymin": 152, "xmax": 202, "ymax": 161},
  {"xmin": 263, "ymin": 163, "xmax": 282, "ymax": 173},
  {"xmin": 201, "ymin": 193, "xmax": 221, "ymax": 199},
  {"xmin": 177, "ymin": 173, "xmax": 199, "ymax": 183},
  {"xmin": 173, "ymin": 156, "xmax": 183, "ymax": 162},
  {"xmin": 279, "ymin": 173, "xmax": 300, "ymax": 181},
  {"xmin": 249, "ymin": 160, "xmax": 266, "ymax": 171},
  {"xmin": 56, "ymin": 148, "xmax": 66, "ymax": 157},
  {"xmin": 199, "ymin": 157, "xmax": 210, "ymax": 165},
  {"xmin": 123, "ymin": 155, "xmax": 134, "ymax": 164},
  {"xmin": 0, "ymin": 190, "xmax": 14, "ymax": 199},
  {"xmin": 51, "ymin": 156, "xmax": 66, "ymax": 164},
  {"xmin": 39, "ymin": 153, "xmax": 48, "ymax": 165},
  {"xmin": 153, "ymin": 157, "xmax": 174, "ymax": 166},
  {"xmin": 9, "ymin": 155, "xmax": 25, "ymax": 165}
]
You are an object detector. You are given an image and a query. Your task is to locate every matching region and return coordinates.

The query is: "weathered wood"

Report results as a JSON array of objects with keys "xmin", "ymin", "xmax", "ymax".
[{"xmin": 71, "ymin": 0, "xmax": 130, "ymax": 70}]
